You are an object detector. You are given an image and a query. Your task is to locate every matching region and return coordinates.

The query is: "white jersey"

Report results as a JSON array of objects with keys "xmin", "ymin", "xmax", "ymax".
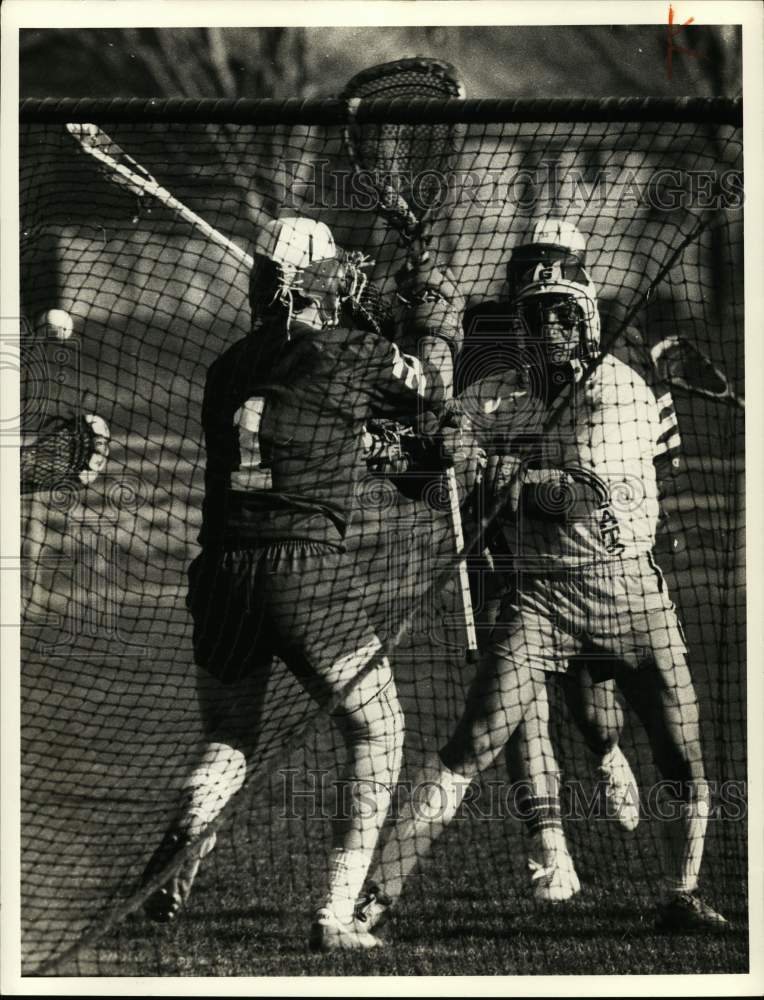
[
  {"xmin": 516, "ymin": 354, "xmax": 664, "ymax": 569},
  {"xmin": 462, "ymin": 355, "xmax": 667, "ymax": 570}
]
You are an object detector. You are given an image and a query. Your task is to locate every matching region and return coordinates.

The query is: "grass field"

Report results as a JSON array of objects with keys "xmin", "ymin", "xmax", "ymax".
[
  {"xmin": 41, "ymin": 762, "xmax": 749, "ymax": 977},
  {"xmin": 21, "ymin": 544, "xmax": 748, "ymax": 978},
  {"xmin": 20, "ymin": 416, "xmax": 747, "ymax": 978}
]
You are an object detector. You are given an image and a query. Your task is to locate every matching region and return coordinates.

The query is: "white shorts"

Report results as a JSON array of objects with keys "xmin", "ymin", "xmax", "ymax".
[{"xmin": 490, "ymin": 553, "xmax": 687, "ymax": 675}]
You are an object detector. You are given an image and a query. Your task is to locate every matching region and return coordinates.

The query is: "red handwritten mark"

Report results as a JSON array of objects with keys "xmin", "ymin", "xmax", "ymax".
[{"xmin": 667, "ymin": 5, "xmax": 700, "ymax": 80}]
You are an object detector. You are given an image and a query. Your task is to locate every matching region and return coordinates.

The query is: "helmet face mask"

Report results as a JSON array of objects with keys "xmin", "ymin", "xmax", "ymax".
[
  {"xmin": 506, "ymin": 220, "xmax": 598, "ymax": 369},
  {"xmin": 513, "ymin": 261, "xmax": 601, "ymax": 366},
  {"xmin": 249, "ymin": 218, "xmax": 377, "ymax": 334},
  {"xmin": 517, "ymin": 292, "xmax": 596, "ymax": 365},
  {"xmin": 294, "ymin": 257, "xmax": 354, "ymax": 329}
]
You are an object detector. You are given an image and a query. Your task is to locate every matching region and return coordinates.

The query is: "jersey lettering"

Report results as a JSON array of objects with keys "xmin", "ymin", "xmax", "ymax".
[{"xmin": 597, "ymin": 500, "xmax": 625, "ymax": 555}]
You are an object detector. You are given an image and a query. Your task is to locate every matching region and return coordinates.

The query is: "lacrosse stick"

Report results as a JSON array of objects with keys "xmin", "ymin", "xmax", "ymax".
[
  {"xmin": 341, "ymin": 58, "xmax": 478, "ymax": 661},
  {"xmin": 341, "ymin": 57, "xmax": 465, "ymax": 264},
  {"xmin": 651, "ymin": 335, "xmax": 744, "ymax": 409},
  {"xmin": 66, "ymin": 123, "xmax": 254, "ymax": 270}
]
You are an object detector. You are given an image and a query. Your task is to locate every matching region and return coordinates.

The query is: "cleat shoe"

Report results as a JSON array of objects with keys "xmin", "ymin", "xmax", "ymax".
[
  {"xmin": 141, "ymin": 826, "xmax": 217, "ymax": 924},
  {"xmin": 354, "ymin": 882, "xmax": 393, "ymax": 932},
  {"xmin": 656, "ymin": 891, "xmax": 730, "ymax": 934},
  {"xmin": 528, "ymin": 852, "xmax": 581, "ymax": 904},
  {"xmin": 309, "ymin": 907, "xmax": 383, "ymax": 952},
  {"xmin": 596, "ymin": 745, "xmax": 640, "ymax": 832}
]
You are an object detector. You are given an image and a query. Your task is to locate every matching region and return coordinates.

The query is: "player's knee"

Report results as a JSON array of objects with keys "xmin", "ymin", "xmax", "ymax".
[
  {"xmin": 332, "ymin": 659, "xmax": 404, "ymax": 769},
  {"xmin": 441, "ymin": 727, "xmax": 499, "ymax": 778}
]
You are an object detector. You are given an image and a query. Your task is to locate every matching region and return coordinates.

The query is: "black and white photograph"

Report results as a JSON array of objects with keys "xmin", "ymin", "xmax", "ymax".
[{"xmin": 2, "ymin": 0, "xmax": 761, "ymax": 991}]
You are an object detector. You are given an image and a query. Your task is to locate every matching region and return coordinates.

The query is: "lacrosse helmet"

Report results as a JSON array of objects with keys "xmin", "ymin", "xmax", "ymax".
[
  {"xmin": 514, "ymin": 258, "xmax": 601, "ymax": 364},
  {"xmin": 507, "ymin": 219, "xmax": 587, "ymax": 299},
  {"xmin": 250, "ymin": 217, "xmax": 360, "ymax": 331}
]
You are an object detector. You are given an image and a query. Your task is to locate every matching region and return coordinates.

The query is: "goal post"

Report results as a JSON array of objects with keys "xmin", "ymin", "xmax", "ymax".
[{"xmin": 17, "ymin": 96, "xmax": 744, "ymax": 975}]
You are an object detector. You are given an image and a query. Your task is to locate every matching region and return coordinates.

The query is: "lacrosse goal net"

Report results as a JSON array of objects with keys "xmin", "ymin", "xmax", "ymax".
[{"xmin": 17, "ymin": 96, "xmax": 745, "ymax": 975}]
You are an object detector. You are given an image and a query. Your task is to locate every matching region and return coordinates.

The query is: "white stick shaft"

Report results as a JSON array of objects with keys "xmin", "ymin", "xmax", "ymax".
[
  {"xmin": 446, "ymin": 466, "xmax": 479, "ymax": 658},
  {"xmin": 66, "ymin": 124, "xmax": 253, "ymax": 270}
]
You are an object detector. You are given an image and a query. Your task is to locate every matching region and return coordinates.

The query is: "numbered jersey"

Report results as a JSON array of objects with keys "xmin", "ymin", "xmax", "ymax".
[{"xmin": 199, "ymin": 318, "xmax": 444, "ymax": 549}]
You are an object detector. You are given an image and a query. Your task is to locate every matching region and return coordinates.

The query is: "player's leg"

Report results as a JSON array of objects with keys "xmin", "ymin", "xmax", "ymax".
[
  {"xmin": 561, "ymin": 662, "xmax": 639, "ymax": 831},
  {"xmin": 270, "ymin": 542, "xmax": 403, "ymax": 951},
  {"xmin": 142, "ymin": 549, "xmax": 269, "ymax": 922},
  {"xmin": 357, "ymin": 611, "xmax": 546, "ymax": 924},
  {"xmin": 477, "ymin": 558, "xmax": 579, "ymax": 902},
  {"xmin": 505, "ymin": 689, "xmax": 581, "ymax": 903},
  {"xmin": 309, "ymin": 646, "xmax": 403, "ymax": 951},
  {"xmin": 611, "ymin": 566, "xmax": 727, "ymax": 931},
  {"xmin": 141, "ymin": 666, "xmax": 259, "ymax": 922}
]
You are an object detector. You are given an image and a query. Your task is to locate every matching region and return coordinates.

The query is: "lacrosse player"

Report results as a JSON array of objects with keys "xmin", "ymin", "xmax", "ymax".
[
  {"xmin": 355, "ymin": 251, "xmax": 728, "ymax": 935},
  {"xmin": 500, "ymin": 221, "xmax": 684, "ymax": 900},
  {"xmin": 140, "ymin": 216, "xmax": 464, "ymax": 952},
  {"xmin": 458, "ymin": 221, "xmax": 684, "ymax": 903}
]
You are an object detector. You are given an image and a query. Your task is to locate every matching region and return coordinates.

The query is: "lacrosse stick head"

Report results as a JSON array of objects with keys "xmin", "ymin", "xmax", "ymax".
[
  {"xmin": 341, "ymin": 57, "xmax": 465, "ymax": 250},
  {"xmin": 650, "ymin": 336, "xmax": 743, "ymax": 406}
]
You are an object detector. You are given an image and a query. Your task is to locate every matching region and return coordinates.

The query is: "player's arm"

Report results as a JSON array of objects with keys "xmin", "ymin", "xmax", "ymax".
[
  {"xmin": 520, "ymin": 370, "xmax": 661, "ymax": 522},
  {"xmin": 359, "ymin": 260, "xmax": 481, "ymax": 497},
  {"xmin": 357, "ymin": 257, "xmax": 461, "ymax": 437},
  {"xmin": 394, "ymin": 256, "xmax": 466, "ymax": 398},
  {"xmin": 354, "ymin": 264, "xmax": 463, "ymax": 415},
  {"xmin": 611, "ymin": 320, "xmax": 682, "ymax": 480}
]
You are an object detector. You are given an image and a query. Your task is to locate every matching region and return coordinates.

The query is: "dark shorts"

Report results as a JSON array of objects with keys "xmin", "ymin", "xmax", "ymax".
[
  {"xmin": 187, "ymin": 542, "xmax": 381, "ymax": 691},
  {"xmin": 489, "ymin": 553, "xmax": 688, "ymax": 676}
]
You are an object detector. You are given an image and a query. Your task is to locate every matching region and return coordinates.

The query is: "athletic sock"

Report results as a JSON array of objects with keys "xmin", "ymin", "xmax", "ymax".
[
  {"xmin": 516, "ymin": 773, "xmax": 564, "ymax": 849},
  {"xmin": 324, "ymin": 847, "xmax": 374, "ymax": 924},
  {"xmin": 662, "ymin": 795, "xmax": 709, "ymax": 897}
]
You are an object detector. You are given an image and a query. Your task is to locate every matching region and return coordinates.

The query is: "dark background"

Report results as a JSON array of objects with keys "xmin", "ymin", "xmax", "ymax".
[{"xmin": 20, "ymin": 24, "xmax": 741, "ymax": 101}]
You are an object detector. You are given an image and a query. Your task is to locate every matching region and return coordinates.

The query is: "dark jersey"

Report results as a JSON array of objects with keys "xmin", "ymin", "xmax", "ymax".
[{"xmin": 199, "ymin": 318, "xmax": 445, "ymax": 549}]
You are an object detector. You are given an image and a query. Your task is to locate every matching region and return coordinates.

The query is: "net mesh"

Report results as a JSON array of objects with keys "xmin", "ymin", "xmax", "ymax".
[{"xmin": 18, "ymin": 99, "xmax": 745, "ymax": 976}]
